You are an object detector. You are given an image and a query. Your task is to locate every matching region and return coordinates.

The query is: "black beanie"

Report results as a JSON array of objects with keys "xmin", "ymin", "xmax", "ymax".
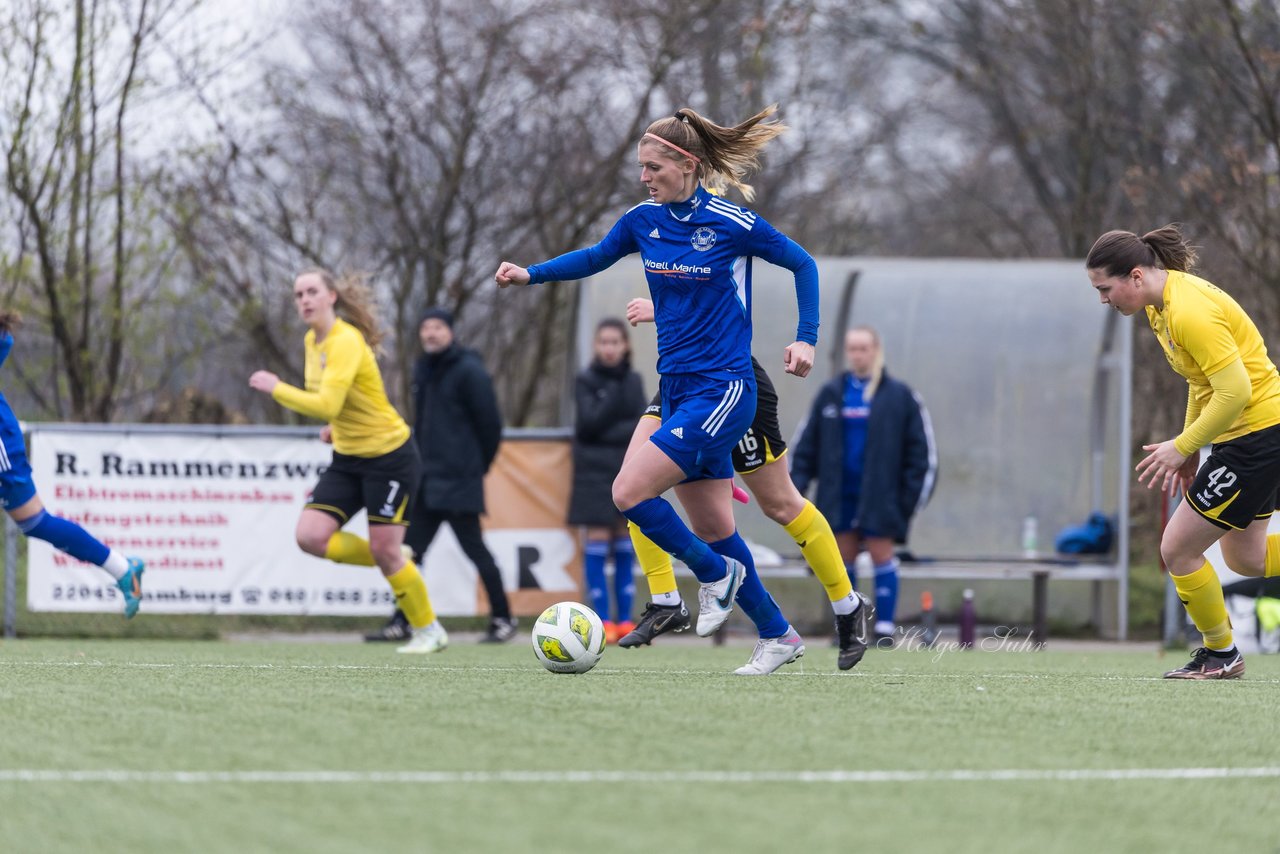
[{"xmin": 419, "ymin": 306, "xmax": 454, "ymax": 328}]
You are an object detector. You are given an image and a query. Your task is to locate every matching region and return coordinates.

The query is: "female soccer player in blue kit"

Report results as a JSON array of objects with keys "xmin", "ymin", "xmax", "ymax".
[
  {"xmin": 0, "ymin": 311, "xmax": 145, "ymax": 617},
  {"xmin": 495, "ymin": 106, "xmax": 819, "ymax": 674}
]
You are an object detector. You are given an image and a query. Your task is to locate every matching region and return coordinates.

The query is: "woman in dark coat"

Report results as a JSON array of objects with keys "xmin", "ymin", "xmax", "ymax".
[
  {"xmin": 791, "ymin": 325, "xmax": 937, "ymax": 639},
  {"xmin": 569, "ymin": 318, "xmax": 648, "ymax": 641}
]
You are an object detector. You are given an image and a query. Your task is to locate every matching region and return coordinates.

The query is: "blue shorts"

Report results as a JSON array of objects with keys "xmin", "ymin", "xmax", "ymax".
[
  {"xmin": 836, "ymin": 492, "xmax": 860, "ymax": 534},
  {"xmin": 837, "ymin": 491, "xmax": 885, "ymax": 538},
  {"xmin": 649, "ymin": 371, "xmax": 756, "ymax": 481},
  {"xmin": 0, "ymin": 450, "xmax": 36, "ymax": 510}
]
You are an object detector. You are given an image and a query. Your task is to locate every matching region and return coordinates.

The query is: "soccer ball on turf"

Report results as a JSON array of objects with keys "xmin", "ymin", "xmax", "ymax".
[{"xmin": 531, "ymin": 601, "xmax": 606, "ymax": 674}]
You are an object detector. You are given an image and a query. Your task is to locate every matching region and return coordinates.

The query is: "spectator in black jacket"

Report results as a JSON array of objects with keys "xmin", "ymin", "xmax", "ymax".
[
  {"xmin": 791, "ymin": 325, "xmax": 936, "ymax": 639},
  {"xmin": 568, "ymin": 318, "xmax": 648, "ymax": 643},
  {"xmin": 366, "ymin": 306, "xmax": 515, "ymax": 643}
]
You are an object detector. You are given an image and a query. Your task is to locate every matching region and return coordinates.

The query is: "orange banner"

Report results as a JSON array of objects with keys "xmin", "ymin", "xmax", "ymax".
[{"xmin": 474, "ymin": 438, "xmax": 583, "ymax": 617}]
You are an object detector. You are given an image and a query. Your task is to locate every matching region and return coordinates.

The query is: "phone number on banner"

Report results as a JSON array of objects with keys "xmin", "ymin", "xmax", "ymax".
[{"xmin": 41, "ymin": 584, "xmax": 398, "ymax": 610}]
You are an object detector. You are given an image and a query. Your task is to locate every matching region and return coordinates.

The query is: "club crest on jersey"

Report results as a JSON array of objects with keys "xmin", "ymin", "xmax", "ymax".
[{"xmin": 691, "ymin": 227, "xmax": 717, "ymax": 252}]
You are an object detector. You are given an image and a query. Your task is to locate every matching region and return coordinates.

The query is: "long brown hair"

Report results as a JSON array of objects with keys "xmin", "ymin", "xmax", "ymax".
[
  {"xmin": 642, "ymin": 105, "xmax": 787, "ymax": 201},
  {"xmin": 298, "ymin": 268, "xmax": 384, "ymax": 351},
  {"xmin": 1085, "ymin": 224, "xmax": 1199, "ymax": 277}
]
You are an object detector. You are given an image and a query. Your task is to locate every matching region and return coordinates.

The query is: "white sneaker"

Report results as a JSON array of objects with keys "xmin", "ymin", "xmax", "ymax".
[
  {"xmin": 396, "ymin": 622, "xmax": 448, "ymax": 654},
  {"xmin": 696, "ymin": 557, "xmax": 745, "ymax": 636},
  {"xmin": 734, "ymin": 627, "xmax": 805, "ymax": 675}
]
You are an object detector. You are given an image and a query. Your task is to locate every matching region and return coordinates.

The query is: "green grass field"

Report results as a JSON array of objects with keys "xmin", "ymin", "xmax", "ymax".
[{"xmin": 1, "ymin": 636, "xmax": 1276, "ymax": 853}]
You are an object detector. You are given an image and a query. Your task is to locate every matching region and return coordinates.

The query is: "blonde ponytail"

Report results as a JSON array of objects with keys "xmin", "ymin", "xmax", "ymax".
[{"xmin": 642, "ymin": 105, "xmax": 787, "ymax": 202}]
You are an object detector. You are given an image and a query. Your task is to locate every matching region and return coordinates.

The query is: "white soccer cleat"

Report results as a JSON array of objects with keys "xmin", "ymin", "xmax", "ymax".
[
  {"xmin": 734, "ymin": 627, "xmax": 806, "ymax": 675},
  {"xmin": 396, "ymin": 622, "xmax": 448, "ymax": 654},
  {"xmin": 695, "ymin": 556, "xmax": 745, "ymax": 637}
]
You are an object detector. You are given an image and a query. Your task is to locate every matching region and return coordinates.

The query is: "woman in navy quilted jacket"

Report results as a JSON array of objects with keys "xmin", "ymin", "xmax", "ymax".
[{"xmin": 791, "ymin": 326, "xmax": 937, "ymax": 639}]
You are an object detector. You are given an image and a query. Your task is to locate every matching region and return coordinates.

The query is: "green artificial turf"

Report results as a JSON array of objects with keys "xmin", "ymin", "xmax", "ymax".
[{"xmin": 1, "ymin": 637, "xmax": 1275, "ymax": 853}]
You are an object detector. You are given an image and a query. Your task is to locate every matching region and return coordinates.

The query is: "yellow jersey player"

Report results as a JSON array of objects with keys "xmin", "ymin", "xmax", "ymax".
[
  {"xmin": 1088, "ymin": 224, "xmax": 1280, "ymax": 679},
  {"xmin": 249, "ymin": 269, "xmax": 445, "ymax": 654}
]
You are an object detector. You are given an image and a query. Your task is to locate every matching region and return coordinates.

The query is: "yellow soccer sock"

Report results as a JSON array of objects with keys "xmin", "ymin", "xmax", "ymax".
[
  {"xmin": 324, "ymin": 531, "xmax": 376, "ymax": 566},
  {"xmin": 1172, "ymin": 561, "xmax": 1233, "ymax": 651},
  {"xmin": 784, "ymin": 500, "xmax": 854, "ymax": 603},
  {"xmin": 387, "ymin": 560, "xmax": 436, "ymax": 629},
  {"xmin": 1265, "ymin": 534, "xmax": 1280, "ymax": 578},
  {"xmin": 630, "ymin": 523, "xmax": 678, "ymax": 596}
]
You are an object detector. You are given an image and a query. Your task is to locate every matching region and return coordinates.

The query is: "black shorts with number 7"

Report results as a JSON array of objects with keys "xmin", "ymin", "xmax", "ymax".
[
  {"xmin": 1185, "ymin": 422, "xmax": 1280, "ymax": 531},
  {"xmin": 307, "ymin": 438, "xmax": 421, "ymax": 526},
  {"xmin": 644, "ymin": 357, "xmax": 786, "ymax": 475}
]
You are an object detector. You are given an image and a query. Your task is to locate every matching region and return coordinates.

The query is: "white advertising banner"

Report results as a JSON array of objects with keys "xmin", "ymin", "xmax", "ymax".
[{"xmin": 26, "ymin": 427, "xmax": 582, "ymax": 616}]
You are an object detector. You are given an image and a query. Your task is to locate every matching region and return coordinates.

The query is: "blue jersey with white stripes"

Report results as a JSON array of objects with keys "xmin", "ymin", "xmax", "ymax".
[{"xmin": 527, "ymin": 185, "xmax": 818, "ymax": 376}]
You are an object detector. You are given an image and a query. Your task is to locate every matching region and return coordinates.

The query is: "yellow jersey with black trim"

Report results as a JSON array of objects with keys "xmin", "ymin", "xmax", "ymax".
[
  {"xmin": 271, "ymin": 318, "xmax": 410, "ymax": 457},
  {"xmin": 1146, "ymin": 270, "xmax": 1280, "ymax": 443}
]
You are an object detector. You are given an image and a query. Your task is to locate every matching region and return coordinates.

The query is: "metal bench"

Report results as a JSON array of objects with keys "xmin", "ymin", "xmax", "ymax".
[{"xmin": 701, "ymin": 557, "xmax": 1126, "ymax": 641}]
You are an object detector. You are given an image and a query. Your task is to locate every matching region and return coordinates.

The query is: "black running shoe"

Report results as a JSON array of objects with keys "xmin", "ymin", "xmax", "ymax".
[
  {"xmin": 364, "ymin": 609, "xmax": 411, "ymax": 642},
  {"xmin": 617, "ymin": 602, "xmax": 691, "ymax": 648},
  {"xmin": 1163, "ymin": 646, "xmax": 1245, "ymax": 680},
  {"xmin": 834, "ymin": 594, "xmax": 875, "ymax": 671},
  {"xmin": 481, "ymin": 616, "xmax": 519, "ymax": 644}
]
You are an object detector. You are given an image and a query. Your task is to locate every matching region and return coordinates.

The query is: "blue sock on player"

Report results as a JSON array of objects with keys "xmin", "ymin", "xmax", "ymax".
[
  {"xmin": 874, "ymin": 557, "xmax": 900, "ymax": 626},
  {"xmin": 583, "ymin": 538, "xmax": 611, "ymax": 620},
  {"xmin": 612, "ymin": 535, "xmax": 635, "ymax": 623},
  {"xmin": 621, "ymin": 497, "xmax": 725, "ymax": 584},
  {"xmin": 18, "ymin": 509, "xmax": 110, "ymax": 566},
  {"xmin": 709, "ymin": 532, "xmax": 789, "ymax": 638}
]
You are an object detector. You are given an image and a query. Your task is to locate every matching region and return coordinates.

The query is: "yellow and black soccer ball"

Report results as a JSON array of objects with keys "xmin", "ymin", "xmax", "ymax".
[{"xmin": 531, "ymin": 601, "xmax": 606, "ymax": 674}]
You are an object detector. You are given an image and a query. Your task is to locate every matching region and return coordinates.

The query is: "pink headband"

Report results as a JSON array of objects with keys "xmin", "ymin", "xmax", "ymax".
[{"xmin": 643, "ymin": 132, "xmax": 700, "ymax": 163}]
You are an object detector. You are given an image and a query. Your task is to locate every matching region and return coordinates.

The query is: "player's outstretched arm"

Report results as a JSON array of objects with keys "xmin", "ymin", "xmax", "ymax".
[
  {"xmin": 783, "ymin": 341, "xmax": 814, "ymax": 378},
  {"xmin": 494, "ymin": 262, "xmax": 531, "ymax": 289},
  {"xmin": 248, "ymin": 370, "xmax": 280, "ymax": 394}
]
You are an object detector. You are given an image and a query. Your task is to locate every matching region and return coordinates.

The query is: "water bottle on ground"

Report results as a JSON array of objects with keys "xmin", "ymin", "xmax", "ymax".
[
  {"xmin": 959, "ymin": 588, "xmax": 976, "ymax": 649},
  {"xmin": 920, "ymin": 590, "xmax": 938, "ymax": 646}
]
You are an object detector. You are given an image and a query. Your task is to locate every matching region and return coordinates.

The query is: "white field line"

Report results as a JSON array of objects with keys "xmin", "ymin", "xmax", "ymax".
[
  {"xmin": 1, "ymin": 659, "xmax": 1280, "ymax": 684},
  {"xmin": 1, "ymin": 768, "xmax": 1279, "ymax": 785}
]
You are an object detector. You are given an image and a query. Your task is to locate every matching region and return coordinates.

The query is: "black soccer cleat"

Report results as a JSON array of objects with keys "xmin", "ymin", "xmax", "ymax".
[
  {"xmin": 364, "ymin": 609, "xmax": 411, "ymax": 643},
  {"xmin": 1163, "ymin": 646, "xmax": 1245, "ymax": 680},
  {"xmin": 834, "ymin": 594, "xmax": 875, "ymax": 671},
  {"xmin": 480, "ymin": 616, "xmax": 519, "ymax": 644},
  {"xmin": 617, "ymin": 602, "xmax": 691, "ymax": 648}
]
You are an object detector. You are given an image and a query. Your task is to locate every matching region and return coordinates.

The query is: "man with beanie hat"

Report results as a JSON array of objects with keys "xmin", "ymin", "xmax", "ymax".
[{"xmin": 365, "ymin": 306, "xmax": 517, "ymax": 643}]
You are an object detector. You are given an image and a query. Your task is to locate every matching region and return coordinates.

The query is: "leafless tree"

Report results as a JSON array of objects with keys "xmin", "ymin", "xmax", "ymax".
[
  {"xmin": 167, "ymin": 0, "xmax": 893, "ymax": 425},
  {"xmin": 0, "ymin": 0, "xmax": 218, "ymax": 420}
]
